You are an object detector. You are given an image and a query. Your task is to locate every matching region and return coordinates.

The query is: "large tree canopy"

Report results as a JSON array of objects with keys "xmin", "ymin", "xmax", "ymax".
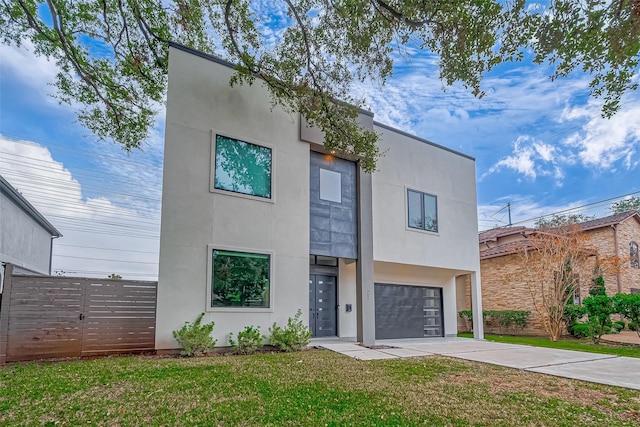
[{"xmin": 2, "ymin": 0, "xmax": 639, "ymax": 171}]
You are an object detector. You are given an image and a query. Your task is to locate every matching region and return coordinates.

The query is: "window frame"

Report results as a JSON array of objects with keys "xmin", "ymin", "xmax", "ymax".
[
  {"xmin": 630, "ymin": 241, "xmax": 639, "ymax": 268},
  {"xmin": 406, "ymin": 187, "xmax": 439, "ymax": 233},
  {"xmin": 206, "ymin": 244, "xmax": 275, "ymax": 313},
  {"xmin": 210, "ymin": 131, "xmax": 275, "ymax": 203}
]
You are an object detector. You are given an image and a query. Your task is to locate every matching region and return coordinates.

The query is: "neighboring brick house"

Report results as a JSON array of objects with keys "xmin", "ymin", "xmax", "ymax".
[{"xmin": 464, "ymin": 211, "xmax": 640, "ymax": 335}]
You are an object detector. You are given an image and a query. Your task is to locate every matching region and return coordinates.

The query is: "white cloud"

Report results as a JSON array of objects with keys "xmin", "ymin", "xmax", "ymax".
[
  {"xmin": 0, "ymin": 40, "xmax": 59, "ymax": 91},
  {"xmin": 483, "ymin": 136, "xmax": 563, "ymax": 183},
  {"xmin": 0, "ymin": 136, "xmax": 159, "ymax": 280},
  {"xmin": 561, "ymin": 102, "xmax": 640, "ymax": 169}
]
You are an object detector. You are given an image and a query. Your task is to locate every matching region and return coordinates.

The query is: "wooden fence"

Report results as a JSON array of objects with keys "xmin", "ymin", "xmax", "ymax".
[{"xmin": 0, "ymin": 264, "xmax": 157, "ymax": 363}]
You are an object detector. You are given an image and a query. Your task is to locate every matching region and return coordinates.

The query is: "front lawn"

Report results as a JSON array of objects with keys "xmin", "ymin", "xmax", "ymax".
[
  {"xmin": 459, "ymin": 333, "xmax": 640, "ymax": 358},
  {"xmin": 1, "ymin": 350, "xmax": 639, "ymax": 426}
]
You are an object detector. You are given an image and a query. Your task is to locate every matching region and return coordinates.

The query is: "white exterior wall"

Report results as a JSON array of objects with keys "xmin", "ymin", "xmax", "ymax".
[
  {"xmin": 368, "ymin": 124, "xmax": 482, "ymax": 339},
  {"xmin": 371, "ymin": 124, "xmax": 480, "ymax": 273},
  {"xmin": 0, "ymin": 191, "xmax": 52, "ymax": 275},
  {"xmin": 157, "ymin": 45, "xmax": 483, "ymax": 347},
  {"xmin": 156, "ymin": 47, "xmax": 310, "ymax": 349}
]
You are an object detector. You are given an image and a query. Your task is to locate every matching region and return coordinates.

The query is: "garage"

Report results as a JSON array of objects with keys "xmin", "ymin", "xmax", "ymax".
[{"xmin": 374, "ymin": 283, "xmax": 443, "ymax": 339}]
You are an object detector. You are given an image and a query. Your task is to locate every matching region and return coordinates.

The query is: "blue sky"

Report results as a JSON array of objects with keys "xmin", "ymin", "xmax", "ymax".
[{"xmin": 1, "ymin": 17, "xmax": 640, "ymax": 279}]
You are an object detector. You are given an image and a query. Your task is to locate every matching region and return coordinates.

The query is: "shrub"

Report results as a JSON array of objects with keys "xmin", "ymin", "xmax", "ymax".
[
  {"xmin": 459, "ymin": 310, "xmax": 530, "ymax": 333},
  {"xmin": 563, "ymin": 304, "xmax": 587, "ymax": 337},
  {"xmin": 583, "ymin": 295, "xmax": 615, "ymax": 344},
  {"xmin": 629, "ymin": 321, "xmax": 638, "ymax": 332},
  {"xmin": 613, "ymin": 293, "xmax": 640, "ymax": 339},
  {"xmin": 269, "ymin": 309, "xmax": 312, "ymax": 352},
  {"xmin": 612, "ymin": 320, "xmax": 625, "ymax": 333},
  {"xmin": 229, "ymin": 325, "xmax": 266, "ymax": 354},
  {"xmin": 172, "ymin": 313, "xmax": 217, "ymax": 356},
  {"xmin": 571, "ymin": 322, "xmax": 590, "ymax": 338}
]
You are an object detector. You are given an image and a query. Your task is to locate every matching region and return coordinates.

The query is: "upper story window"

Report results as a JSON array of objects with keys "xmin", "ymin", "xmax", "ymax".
[
  {"xmin": 407, "ymin": 189, "xmax": 438, "ymax": 233},
  {"xmin": 630, "ymin": 241, "xmax": 639, "ymax": 268},
  {"xmin": 211, "ymin": 249, "xmax": 270, "ymax": 308},
  {"xmin": 213, "ymin": 134, "xmax": 272, "ymax": 199},
  {"xmin": 319, "ymin": 168, "xmax": 342, "ymax": 203}
]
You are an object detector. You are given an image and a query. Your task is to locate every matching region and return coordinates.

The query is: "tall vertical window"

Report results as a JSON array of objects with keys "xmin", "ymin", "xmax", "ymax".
[
  {"xmin": 211, "ymin": 249, "xmax": 271, "ymax": 308},
  {"xmin": 213, "ymin": 135, "xmax": 272, "ymax": 199},
  {"xmin": 407, "ymin": 189, "xmax": 438, "ymax": 232},
  {"xmin": 630, "ymin": 242, "xmax": 639, "ymax": 268}
]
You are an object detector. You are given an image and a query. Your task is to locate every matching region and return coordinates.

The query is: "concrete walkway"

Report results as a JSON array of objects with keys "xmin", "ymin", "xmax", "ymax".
[{"xmin": 312, "ymin": 337, "xmax": 640, "ymax": 391}]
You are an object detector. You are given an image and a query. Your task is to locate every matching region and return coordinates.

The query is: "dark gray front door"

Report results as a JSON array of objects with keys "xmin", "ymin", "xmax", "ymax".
[
  {"xmin": 309, "ymin": 275, "xmax": 337, "ymax": 337},
  {"xmin": 374, "ymin": 283, "xmax": 443, "ymax": 339}
]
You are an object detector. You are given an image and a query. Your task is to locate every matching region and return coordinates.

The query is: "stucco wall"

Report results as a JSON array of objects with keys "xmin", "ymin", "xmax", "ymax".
[
  {"xmin": 0, "ymin": 191, "xmax": 52, "ymax": 275},
  {"xmin": 156, "ymin": 47, "xmax": 310, "ymax": 349},
  {"xmin": 371, "ymin": 124, "xmax": 480, "ymax": 273}
]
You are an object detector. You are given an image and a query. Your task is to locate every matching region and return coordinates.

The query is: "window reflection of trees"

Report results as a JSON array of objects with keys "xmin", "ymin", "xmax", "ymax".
[
  {"xmin": 214, "ymin": 135, "xmax": 271, "ymax": 198},
  {"xmin": 212, "ymin": 250, "xmax": 270, "ymax": 307}
]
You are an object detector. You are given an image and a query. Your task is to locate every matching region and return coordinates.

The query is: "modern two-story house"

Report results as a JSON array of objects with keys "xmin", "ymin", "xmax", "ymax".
[{"xmin": 155, "ymin": 43, "xmax": 484, "ymax": 350}]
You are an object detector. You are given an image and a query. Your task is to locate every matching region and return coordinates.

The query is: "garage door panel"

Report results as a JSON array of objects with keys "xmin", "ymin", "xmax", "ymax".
[{"xmin": 374, "ymin": 283, "xmax": 443, "ymax": 340}]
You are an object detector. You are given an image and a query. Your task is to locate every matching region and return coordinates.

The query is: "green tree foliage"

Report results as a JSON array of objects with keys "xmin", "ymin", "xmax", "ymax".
[
  {"xmin": 589, "ymin": 275, "xmax": 607, "ymax": 297},
  {"xmin": 613, "ymin": 293, "xmax": 640, "ymax": 339},
  {"xmin": 583, "ymin": 295, "xmax": 615, "ymax": 344},
  {"xmin": 2, "ymin": 1, "xmax": 639, "ymax": 171},
  {"xmin": 534, "ymin": 213, "xmax": 595, "ymax": 229},
  {"xmin": 611, "ymin": 197, "xmax": 640, "ymax": 214}
]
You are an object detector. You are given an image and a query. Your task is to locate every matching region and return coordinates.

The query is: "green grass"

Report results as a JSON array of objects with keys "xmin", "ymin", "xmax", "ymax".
[
  {"xmin": 459, "ymin": 333, "xmax": 640, "ymax": 358},
  {"xmin": 1, "ymin": 350, "xmax": 639, "ymax": 426}
]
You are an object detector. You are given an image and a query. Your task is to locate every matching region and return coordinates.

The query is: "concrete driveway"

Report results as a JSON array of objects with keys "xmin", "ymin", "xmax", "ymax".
[{"xmin": 313, "ymin": 337, "xmax": 640, "ymax": 391}]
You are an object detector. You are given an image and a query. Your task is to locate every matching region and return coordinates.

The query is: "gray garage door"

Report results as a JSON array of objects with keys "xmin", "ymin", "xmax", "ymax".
[{"xmin": 374, "ymin": 283, "xmax": 443, "ymax": 339}]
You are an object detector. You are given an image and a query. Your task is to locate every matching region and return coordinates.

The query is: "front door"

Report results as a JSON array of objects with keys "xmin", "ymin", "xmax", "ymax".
[{"xmin": 309, "ymin": 275, "xmax": 337, "ymax": 337}]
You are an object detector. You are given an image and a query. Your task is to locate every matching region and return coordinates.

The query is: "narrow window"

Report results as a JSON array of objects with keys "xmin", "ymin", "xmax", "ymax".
[
  {"xmin": 214, "ymin": 135, "xmax": 272, "ymax": 198},
  {"xmin": 407, "ymin": 189, "xmax": 438, "ymax": 232},
  {"xmin": 211, "ymin": 249, "xmax": 270, "ymax": 308},
  {"xmin": 319, "ymin": 168, "xmax": 342, "ymax": 203},
  {"xmin": 630, "ymin": 242, "xmax": 639, "ymax": 268}
]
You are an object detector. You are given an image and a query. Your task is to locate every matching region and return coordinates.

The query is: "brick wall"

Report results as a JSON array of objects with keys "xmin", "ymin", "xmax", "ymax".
[
  {"xmin": 477, "ymin": 244, "xmax": 597, "ymax": 336},
  {"xmin": 476, "ymin": 216, "xmax": 640, "ymax": 336}
]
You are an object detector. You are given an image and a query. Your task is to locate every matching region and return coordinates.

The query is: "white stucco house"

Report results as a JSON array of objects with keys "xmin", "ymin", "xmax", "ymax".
[
  {"xmin": 0, "ymin": 175, "xmax": 61, "ymax": 287},
  {"xmin": 155, "ymin": 43, "xmax": 484, "ymax": 350}
]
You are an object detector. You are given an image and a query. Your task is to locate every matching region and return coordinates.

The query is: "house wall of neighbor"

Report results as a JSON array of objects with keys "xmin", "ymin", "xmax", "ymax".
[
  {"xmin": 479, "ymin": 251, "xmax": 598, "ymax": 336},
  {"xmin": 156, "ymin": 46, "xmax": 310, "ymax": 349},
  {"xmin": 584, "ymin": 218, "xmax": 640, "ymax": 295},
  {"xmin": 0, "ymin": 191, "xmax": 52, "ymax": 275}
]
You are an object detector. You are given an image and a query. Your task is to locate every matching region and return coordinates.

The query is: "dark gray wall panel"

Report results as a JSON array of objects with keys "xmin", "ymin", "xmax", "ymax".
[{"xmin": 310, "ymin": 152, "xmax": 357, "ymax": 259}]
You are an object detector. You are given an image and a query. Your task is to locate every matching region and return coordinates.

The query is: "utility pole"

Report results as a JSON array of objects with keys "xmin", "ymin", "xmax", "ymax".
[{"xmin": 507, "ymin": 203, "xmax": 512, "ymax": 227}]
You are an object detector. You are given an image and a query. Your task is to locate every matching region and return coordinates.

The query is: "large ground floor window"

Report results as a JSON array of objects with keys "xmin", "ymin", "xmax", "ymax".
[{"xmin": 211, "ymin": 249, "xmax": 270, "ymax": 308}]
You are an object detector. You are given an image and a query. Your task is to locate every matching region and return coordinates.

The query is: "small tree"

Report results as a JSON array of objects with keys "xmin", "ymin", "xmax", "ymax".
[
  {"xmin": 614, "ymin": 293, "xmax": 640, "ymax": 339},
  {"xmin": 520, "ymin": 224, "xmax": 594, "ymax": 341},
  {"xmin": 583, "ymin": 295, "xmax": 615, "ymax": 344},
  {"xmin": 610, "ymin": 197, "xmax": 640, "ymax": 214}
]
